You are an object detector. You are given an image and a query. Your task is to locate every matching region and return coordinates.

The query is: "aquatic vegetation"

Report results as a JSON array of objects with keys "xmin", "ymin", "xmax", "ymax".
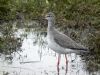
[
  {"xmin": 0, "ymin": 0, "xmax": 100, "ymax": 72},
  {"xmin": 0, "ymin": 22, "xmax": 22, "ymax": 54}
]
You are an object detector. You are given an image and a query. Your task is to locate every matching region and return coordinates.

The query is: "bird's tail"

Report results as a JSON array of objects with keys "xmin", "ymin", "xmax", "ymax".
[
  {"xmin": 79, "ymin": 48, "xmax": 89, "ymax": 55},
  {"xmin": 72, "ymin": 48, "xmax": 89, "ymax": 55}
]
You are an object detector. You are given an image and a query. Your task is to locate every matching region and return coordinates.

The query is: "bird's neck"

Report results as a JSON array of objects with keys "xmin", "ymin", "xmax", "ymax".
[{"xmin": 48, "ymin": 20, "xmax": 55, "ymax": 30}]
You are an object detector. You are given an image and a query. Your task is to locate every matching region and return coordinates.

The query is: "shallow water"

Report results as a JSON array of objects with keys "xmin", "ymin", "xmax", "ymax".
[{"xmin": 0, "ymin": 29, "xmax": 100, "ymax": 75}]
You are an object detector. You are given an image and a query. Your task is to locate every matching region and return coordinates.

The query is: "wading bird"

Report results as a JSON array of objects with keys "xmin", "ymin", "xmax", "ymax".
[{"xmin": 45, "ymin": 12, "xmax": 88, "ymax": 72}]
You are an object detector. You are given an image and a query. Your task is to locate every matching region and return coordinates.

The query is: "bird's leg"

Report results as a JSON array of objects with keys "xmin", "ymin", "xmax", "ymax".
[
  {"xmin": 57, "ymin": 54, "xmax": 61, "ymax": 73},
  {"xmin": 57, "ymin": 54, "xmax": 61, "ymax": 66},
  {"xmin": 65, "ymin": 54, "xmax": 68, "ymax": 65},
  {"xmin": 65, "ymin": 54, "xmax": 68, "ymax": 73}
]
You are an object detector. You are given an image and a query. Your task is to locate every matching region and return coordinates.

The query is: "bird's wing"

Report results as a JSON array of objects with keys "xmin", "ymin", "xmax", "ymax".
[{"xmin": 53, "ymin": 29, "xmax": 87, "ymax": 51}]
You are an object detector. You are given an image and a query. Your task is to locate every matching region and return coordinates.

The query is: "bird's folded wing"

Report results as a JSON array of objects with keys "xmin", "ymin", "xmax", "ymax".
[{"xmin": 54, "ymin": 31, "xmax": 87, "ymax": 51}]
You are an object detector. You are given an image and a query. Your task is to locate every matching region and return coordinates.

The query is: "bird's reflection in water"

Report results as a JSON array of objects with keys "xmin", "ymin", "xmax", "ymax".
[
  {"xmin": 56, "ymin": 54, "xmax": 80, "ymax": 75},
  {"xmin": 57, "ymin": 55, "xmax": 68, "ymax": 75},
  {"xmin": 57, "ymin": 63, "xmax": 68, "ymax": 75}
]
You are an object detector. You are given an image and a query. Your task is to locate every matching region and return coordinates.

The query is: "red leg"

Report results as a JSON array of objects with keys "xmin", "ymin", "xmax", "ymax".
[
  {"xmin": 65, "ymin": 54, "xmax": 68, "ymax": 65},
  {"xmin": 57, "ymin": 54, "xmax": 61, "ymax": 66},
  {"xmin": 65, "ymin": 54, "xmax": 68, "ymax": 73},
  {"xmin": 57, "ymin": 54, "xmax": 61, "ymax": 73}
]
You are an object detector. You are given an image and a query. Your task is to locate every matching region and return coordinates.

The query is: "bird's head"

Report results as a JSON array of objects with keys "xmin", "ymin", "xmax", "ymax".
[{"xmin": 45, "ymin": 12, "xmax": 55, "ymax": 21}]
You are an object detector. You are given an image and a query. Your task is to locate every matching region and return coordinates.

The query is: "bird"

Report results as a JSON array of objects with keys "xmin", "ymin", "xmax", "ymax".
[{"xmin": 45, "ymin": 12, "xmax": 88, "ymax": 69}]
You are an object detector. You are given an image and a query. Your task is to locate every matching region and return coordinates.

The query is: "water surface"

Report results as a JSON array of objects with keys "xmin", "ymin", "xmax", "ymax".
[{"xmin": 0, "ymin": 25, "xmax": 100, "ymax": 75}]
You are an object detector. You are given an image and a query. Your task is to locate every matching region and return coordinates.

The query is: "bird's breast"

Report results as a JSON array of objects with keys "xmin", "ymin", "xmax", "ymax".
[{"xmin": 47, "ymin": 34, "xmax": 66, "ymax": 54}]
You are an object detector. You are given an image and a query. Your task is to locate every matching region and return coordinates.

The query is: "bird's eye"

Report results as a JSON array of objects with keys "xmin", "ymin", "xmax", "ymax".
[{"xmin": 47, "ymin": 15, "xmax": 51, "ymax": 17}]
